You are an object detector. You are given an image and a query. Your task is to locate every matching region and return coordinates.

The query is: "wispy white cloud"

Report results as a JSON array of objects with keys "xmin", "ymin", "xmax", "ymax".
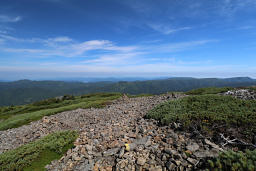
[
  {"xmin": 0, "ymin": 34, "xmax": 41, "ymax": 43},
  {"xmin": 216, "ymin": 0, "xmax": 256, "ymax": 17},
  {"xmin": 146, "ymin": 40, "xmax": 217, "ymax": 53},
  {"xmin": 47, "ymin": 36, "xmax": 73, "ymax": 43},
  {"xmin": 0, "ymin": 15, "xmax": 22, "ymax": 22},
  {"xmin": 82, "ymin": 52, "xmax": 145, "ymax": 65},
  {"xmin": 0, "ymin": 35, "xmax": 139, "ymax": 58},
  {"xmin": 0, "ymin": 30, "xmax": 7, "ymax": 34},
  {"xmin": 2, "ymin": 63, "xmax": 253, "ymax": 79},
  {"xmin": 77, "ymin": 39, "xmax": 216, "ymax": 66},
  {"xmin": 68, "ymin": 40, "xmax": 138, "ymax": 57},
  {"xmin": 148, "ymin": 24, "xmax": 191, "ymax": 35},
  {"xmin": 0, "ymin": 34, "xmax": 74, "ymax": 44},
  {"xmin": 0, "ymin": 39, "xmax": 5, "ymax": 44},
  {"xmin": 237, "ymin": 26, "xmax": 255, "ymax": 30},
  {"xmin": 0, "ymin": 33, "xmax": 218, "ymax": 70},
  {"xmin": 3, "ymin": 48, "xmax": 46, "ymax": 53},
  {"xmin": 0, "ymin": 35, "xmax": 215, "ymax": 60}
]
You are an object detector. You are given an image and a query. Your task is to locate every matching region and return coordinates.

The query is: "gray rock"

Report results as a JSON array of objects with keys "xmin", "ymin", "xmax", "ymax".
[
  {"xmin": 164, "ymin": 148, "xmax": 178, "ymax": 155},
  {"xmin": 103, "ymin": 148, "xmax": 120, "ymax": 156},
  {"xmin": 166, "ymin": 162, "xmax": 176, "ymax": 171},
  {"xmin": 186, "ymin": 142, "xmax": 199, "ymax": 152},
  {"xmin": 204, "ymin": 139, "xmax": 223, "ymax": 151},
  {"xmin": 119, "ymin": 147, "xmax": 125, "ymax": 158},
  {"xmin": 194, "ymin": 150, "xmax": 219, "ymax": 158},
  {"xmin": 85, "ymin": 145, "xmax": 93, "ymax": 153},
  {"xmin": 187, "ymin": 157, "xmax": 198, "ymax": 165},
  {"xmin": 137, "ymin": 157, "xmax": 147, "ymax": 165},
  {"xmin": 162, "ymin": 154, "xmax": 167, "ymax": 161}
]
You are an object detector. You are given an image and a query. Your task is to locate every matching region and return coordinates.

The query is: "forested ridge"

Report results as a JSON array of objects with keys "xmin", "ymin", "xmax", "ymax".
[{"xmin": 0, "ymin": 77, "xmax": 255, "ymax": 106}]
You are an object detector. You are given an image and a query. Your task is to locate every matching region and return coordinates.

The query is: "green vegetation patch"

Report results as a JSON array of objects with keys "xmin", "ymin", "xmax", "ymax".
[
  {"xmin": 185, "ymin": 87, "xmax": 233, "ymax": 95},
  {"xmin": 145, "ymin": 95, "xmax": 256, "ymax": 136},
  {"xmin": 208, "ymin": 150, "xmax": 256, "ymax": 171},
  {"xmin": 127, "ymin": 93, "xmax": 153, "ymax": 98},
  {"xmin": 0, "ymin": 93, "xmax": 121, "ymax": 130},
  {"xmin": 0, "ymin": 130, "xmax": 78, "ymax": 171},
  {"xmin": 248, "ymin": 86, "xmax": 256, "ymax": 92}
]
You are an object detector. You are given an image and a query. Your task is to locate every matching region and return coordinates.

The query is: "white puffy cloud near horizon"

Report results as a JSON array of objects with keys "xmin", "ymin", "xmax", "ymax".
[
  {"xmin": 0, "ymin": 33, "xmax": 231, "ymax": 79},
  {"xmin": 1, "ymin": 30, "xmax": 255, "ymax": 80},
  {"xmin": 1, "ymin": 63, "xmax": 255, "ymax": 80}
]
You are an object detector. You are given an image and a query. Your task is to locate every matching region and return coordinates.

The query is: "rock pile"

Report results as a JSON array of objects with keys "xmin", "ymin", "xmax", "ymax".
[
  {"xmin": 0, "ymin": 94, "xmax": 175, "ymax": 154},
  {"xmin": 0, "ymin": 93, "xmax": 222, "ymax": 170},
  {"xmin": 46, "ymin": 117, "xmax": 222, "ymax": 171},
  {"xmin": 223, "ymin": 89, "xmax": 256, "ymax": 100}
]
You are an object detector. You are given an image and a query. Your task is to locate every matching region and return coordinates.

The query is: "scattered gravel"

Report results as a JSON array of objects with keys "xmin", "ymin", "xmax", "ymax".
[{"xmin": 0, "ymin": 93, "xmax": 223, "ymax": 170}]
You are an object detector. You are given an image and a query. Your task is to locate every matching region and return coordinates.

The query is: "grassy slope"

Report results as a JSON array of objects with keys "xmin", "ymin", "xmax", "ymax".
[
  {"xmin": 0, "ymin": 93, "xmax": 122, "ymax": 130},
  {"xmin": 0, "ymin": 131, "xmax": 78, "ymax": 171},
  {"xmin": 146, "ymin": 94, "xmax": 256, "ymax": 137},
  {"xmin": 185, "ymin": 87, "xmax": 234, "ymax": 95},
  {"xmin": 146, "ymin": 88, "xmax": 256, "ymax": 170},
  {"xmin": 208, "ymin": 150, "xmax": 256, "ymax": 171}
]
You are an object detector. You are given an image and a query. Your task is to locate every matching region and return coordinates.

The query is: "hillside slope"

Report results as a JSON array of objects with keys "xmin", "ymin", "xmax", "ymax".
[
  {"xmin": 0, "ymin": 77, "xmax": 256, "ymax": 106},
  {"xmin": 0, "ymin": 93, "xmax": 218, "ymax": 170},
  {"xmin": 0, "ymin": 89, "xmax": 255, "ymax": 170}
]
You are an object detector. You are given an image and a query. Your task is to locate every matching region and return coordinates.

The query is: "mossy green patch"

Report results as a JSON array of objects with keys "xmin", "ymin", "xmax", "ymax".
[
  {"xmin": 0, "ymin": 131, "xmax": 78, "ymax": 171},
  {"xmin": 146, "ymin": 95, "xmax": 256, "ymax": 136},
  {"xmin": 185, "ymin": 87, "xmax": 233, "ymax": 95},
  {"xmin": 208, "ymin": 150, "xmax": 256, "ymax": 171},
  {"xmin": 23, "ymin": 150, "xmax": 59, "ymax": 171},
  {"xmin": 127, "ymin": 93, "xmax": 153, "ymax": 98},
  {"xmin": 24, "ymin": 142, "xmax": 74, "ymax": 171}
]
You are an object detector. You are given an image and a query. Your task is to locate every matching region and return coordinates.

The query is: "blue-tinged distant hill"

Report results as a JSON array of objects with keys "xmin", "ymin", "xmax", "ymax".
[
  {"xmin": 43, "ymin": 77, "xmax": 166, "ymax": 82},
  {"xmin": 0, "ymin": 77, "xmax": 255, "ymax": 106}
]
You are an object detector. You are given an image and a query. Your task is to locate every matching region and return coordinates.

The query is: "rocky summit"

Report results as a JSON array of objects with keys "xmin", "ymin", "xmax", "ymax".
[{"xmin": 0, "ymin": 93, "xmax": 223, "ymax": 170}]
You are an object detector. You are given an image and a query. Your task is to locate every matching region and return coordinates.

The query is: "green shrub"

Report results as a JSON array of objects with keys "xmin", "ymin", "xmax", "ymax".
[
  {"xmin": 127, "ymin": 93, "xmax": 153, "ymax": 98},
  {"xmin": 0, "ymin": 130, "xmax": 78, "ymax": 171},
  {"xmin": 248, "ymin": 87, "xmax": 256, "ymax": 92},
  {"xmin": 186, "ymin": 87, "xmax": 233, "ymax": 95},
  {"xmin": 0, "ymin": 93, "xmax": 121, "ymax": 130},
  {"xmin": 32, "ymin": 98, "xmax": 60, "ymax": 106},
  {"xmin": 208, "ymin": 150, "xmax": 256, "ymax": 171},
  {"xmin": 81, "ymin": 92, "xmax": 121, "ymax": 98},
  {"xmin": 145, "ymin": 95, "xmax": 256, "ymax": 135},
  {"xmin": 62, "ymin": 94, "xmax": 75, "ymax": 100}
]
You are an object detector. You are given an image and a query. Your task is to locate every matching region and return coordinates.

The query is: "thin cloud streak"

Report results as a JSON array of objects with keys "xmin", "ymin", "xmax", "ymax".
[
  {"xmin": 148, "ymin": 24, "xmax": 192, "ymax": 35},
  {"xmin": 1, "ymin": 63, "xmax": 254, "ymax": 79},
  {"xmin": 0, "ymin": 15, "xmax": 22, "ymax": 22},
  {"xmin": 0, "ymin": 35, "xmax": 140, "ymax": 58},
  {"xmin": 145, "ymin": 40, "xmax": 218, "ymax": 53},
  {"xmin": 0, "ymin": 35, "xmax": 216, "ymax": 61},
  {"xmin": 82, "ymin": 52, "xmax": 146, "ymax": 65}
]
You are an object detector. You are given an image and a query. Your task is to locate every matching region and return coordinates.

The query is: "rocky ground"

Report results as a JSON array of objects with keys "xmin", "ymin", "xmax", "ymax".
[
  {"xmin": 223, "ymin": 89, "xmax": 256, "ymax": 100},
  {"xmin": 0, "ymin": 93, "xmax": 224, "ymax": 171}
]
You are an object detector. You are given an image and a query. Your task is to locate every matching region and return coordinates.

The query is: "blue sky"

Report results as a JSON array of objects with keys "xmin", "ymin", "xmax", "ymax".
[{"xmin": 0, "ymin": 0, "xmax": 256, "ymax": 80}]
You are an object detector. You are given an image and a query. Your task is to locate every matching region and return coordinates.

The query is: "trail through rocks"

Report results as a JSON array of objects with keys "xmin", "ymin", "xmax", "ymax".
[
  {"xmin": 0, "ymin": 95, "xmax": 169, "ymax": 153},
  {"xmin": 0, "ymin": 94, "xmax": 223, "ymax": 170}
]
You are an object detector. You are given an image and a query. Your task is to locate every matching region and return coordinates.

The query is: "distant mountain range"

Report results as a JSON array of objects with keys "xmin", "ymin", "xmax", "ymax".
[
  {"xmin": 0, "ymin": 77, "xmax": 255, "ymax": 106},
  {"xmin": 44, "ymin": 77, "xmax": 168, "ymax": 82},
  {"xmin": 1, "ymin": 77, "xmax": 168, "ymax": 83}
]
